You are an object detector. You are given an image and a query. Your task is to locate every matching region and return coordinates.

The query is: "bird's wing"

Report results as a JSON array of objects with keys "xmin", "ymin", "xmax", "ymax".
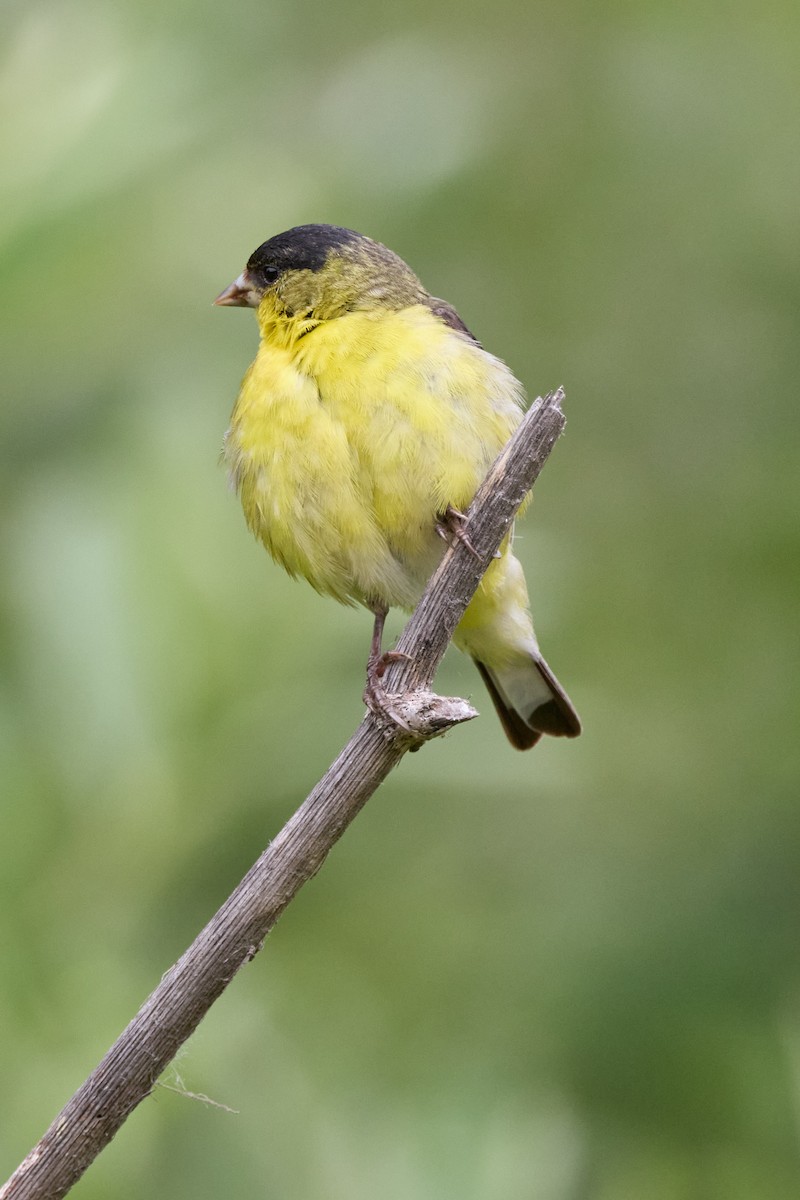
[{"xmin": 425, "ymin": 297, "xmax": 481, "ymax": 345}]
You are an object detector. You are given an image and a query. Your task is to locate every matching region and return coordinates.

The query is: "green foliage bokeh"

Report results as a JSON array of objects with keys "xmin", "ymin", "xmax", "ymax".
[{"xmin": 1, "ymin": 0, "xmax": 798, "ymax": 1196}]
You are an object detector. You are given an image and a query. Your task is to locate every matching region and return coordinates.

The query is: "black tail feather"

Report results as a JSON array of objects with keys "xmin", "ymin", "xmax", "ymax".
[{"xmin": 474, "ymin": 655, "xmax": 581, "ymax": 751}]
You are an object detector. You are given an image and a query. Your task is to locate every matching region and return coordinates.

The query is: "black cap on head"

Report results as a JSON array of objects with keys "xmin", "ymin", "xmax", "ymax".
[{"xmin": 246, "ymin": 225, "xmax": 364, "ymax": 286}]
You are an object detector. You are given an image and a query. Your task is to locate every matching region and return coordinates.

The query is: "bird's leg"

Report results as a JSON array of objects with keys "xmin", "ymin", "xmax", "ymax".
[
  {"xmin": 366, "ymin": 606, "xmax": 388, "ymax": 680},
  {"xmin": 364, "ymin": 605, "xmax": 413, "ymax": 730},
  {"xmin": 366, "ymin": 606, "xmax": 413, "ymax": 681},
  {"xmin": 436, "ymin": 504, "xmax": 480, "ymax": 559}
]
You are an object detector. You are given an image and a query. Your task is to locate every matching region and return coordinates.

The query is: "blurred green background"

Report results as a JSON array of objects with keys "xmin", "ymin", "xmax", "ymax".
[{"xmin": 1, "ymin": 0, "xmax": 798, "ymax": 1196}]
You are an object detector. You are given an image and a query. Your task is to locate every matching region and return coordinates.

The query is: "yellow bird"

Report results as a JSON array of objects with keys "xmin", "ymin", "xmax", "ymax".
[{"xmin": 215, "ymin": 224, "xmax": 580, "ymax": 749}]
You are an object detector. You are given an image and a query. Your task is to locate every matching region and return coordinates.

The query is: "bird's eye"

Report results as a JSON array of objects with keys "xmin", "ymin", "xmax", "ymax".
[{"xmin": 261, "ymin": 266, "xmax": 280, "ymax": 284}]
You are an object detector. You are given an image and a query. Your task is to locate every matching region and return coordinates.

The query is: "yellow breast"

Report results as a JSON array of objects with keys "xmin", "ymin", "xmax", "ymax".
[{"xmin": 224, "ymin": 304, "xmax": 524, "ymax": 609}]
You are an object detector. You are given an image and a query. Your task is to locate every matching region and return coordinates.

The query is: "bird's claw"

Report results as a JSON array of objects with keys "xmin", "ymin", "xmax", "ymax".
[
  {"xmin": 436, "ymin": 505, "xmax": 480, "ymax": 559},
  {"xmin": 370, "ymin": 649, "xmax": 413, "ymax": 680},
  {"xmin": 364, "ymin": 650, "xmax": 415, "ymax": 731}
]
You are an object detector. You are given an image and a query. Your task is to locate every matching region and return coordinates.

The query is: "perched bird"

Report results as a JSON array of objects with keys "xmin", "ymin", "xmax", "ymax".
[{"xmin": 215, "ymin": 224, "xmax": 580, "ymax": 749}]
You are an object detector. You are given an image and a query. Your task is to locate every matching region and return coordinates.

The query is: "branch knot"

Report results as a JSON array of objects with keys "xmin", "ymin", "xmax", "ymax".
[{"xmin": 371, "ymin": 688, "xmax": 479, "ymax": 749}]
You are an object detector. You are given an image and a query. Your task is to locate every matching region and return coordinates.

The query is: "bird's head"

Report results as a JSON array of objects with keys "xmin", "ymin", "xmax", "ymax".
[{"xmin": 214, "ymin": 224, "xmax": 427, "ymax": 329}]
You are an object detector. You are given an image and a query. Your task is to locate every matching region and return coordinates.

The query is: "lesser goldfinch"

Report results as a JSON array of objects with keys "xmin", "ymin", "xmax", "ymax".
[{"xmin": 215, "ymin": 224, "xmax": 580, "ymax": 749}]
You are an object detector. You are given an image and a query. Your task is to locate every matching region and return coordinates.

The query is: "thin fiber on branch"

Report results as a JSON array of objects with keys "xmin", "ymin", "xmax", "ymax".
[{"xmin": 0, "ymin": 389, "xmax": 567, "ymax": 1200}]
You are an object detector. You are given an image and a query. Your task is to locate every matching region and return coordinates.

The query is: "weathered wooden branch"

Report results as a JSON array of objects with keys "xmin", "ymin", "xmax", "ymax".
[{"xmin": 0, "ymin": 389, "xmax": 568, "ymax": 1200}]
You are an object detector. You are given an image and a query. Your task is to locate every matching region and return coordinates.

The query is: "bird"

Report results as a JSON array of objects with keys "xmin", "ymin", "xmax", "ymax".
[{"xmin": 215, "ymin": 224, "xmax": 580, "ymax": 749}]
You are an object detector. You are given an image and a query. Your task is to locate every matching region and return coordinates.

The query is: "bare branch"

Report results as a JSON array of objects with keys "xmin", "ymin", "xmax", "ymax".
[{"xmin": 0, "ymin": 389, "xmax": 567, "ymax": 1200}]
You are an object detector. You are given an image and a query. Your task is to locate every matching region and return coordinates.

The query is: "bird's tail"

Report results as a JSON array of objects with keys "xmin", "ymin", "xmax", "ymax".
[
  {"xmin": 473, "ymin": 653, "xmax": 581, "ymax": 751},
  {"xmin": 453, "ymin": 546, "xmax": 581, "ymax": 750}
]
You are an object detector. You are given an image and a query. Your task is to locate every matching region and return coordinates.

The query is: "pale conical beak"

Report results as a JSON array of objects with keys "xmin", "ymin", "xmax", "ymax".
[{"xmin": 213, "ymin": 271, "xmax": 261, "ymax": 308}]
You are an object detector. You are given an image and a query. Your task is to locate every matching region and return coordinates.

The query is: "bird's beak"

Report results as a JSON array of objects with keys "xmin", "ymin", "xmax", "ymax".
[{"xmin": 214, "ymin": 271, "xmax": 261, "ymax": 308}]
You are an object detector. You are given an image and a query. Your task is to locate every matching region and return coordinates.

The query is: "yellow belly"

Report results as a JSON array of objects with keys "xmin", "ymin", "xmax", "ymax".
[{"xmin": 224, "ymin": 304, "xmax": 524, "ymax": 610}]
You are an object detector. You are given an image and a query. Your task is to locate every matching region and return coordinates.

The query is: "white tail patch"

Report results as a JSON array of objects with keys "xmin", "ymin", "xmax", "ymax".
[{"xmin": 475, "ymin": 652, "xmax": 581, "ymax": 750}]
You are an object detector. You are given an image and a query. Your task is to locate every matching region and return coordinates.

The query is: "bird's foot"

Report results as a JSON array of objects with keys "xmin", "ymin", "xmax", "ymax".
[
  {"xmin": 364, "ymin": 650, "xmax": 414, "ymax": 732},
  {"xmin": 370, "ymin": 649, "xmax": 413, "ymax": 679},
  {"xmin": 436, "ymin": 505, "xmax": 480, "ymax": 559}
]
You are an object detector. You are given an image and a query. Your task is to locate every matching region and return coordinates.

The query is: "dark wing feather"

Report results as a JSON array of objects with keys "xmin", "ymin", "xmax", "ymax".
[{"xmin": 426, "ymin": 297, "xmax": 481, "ymax": 346}]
